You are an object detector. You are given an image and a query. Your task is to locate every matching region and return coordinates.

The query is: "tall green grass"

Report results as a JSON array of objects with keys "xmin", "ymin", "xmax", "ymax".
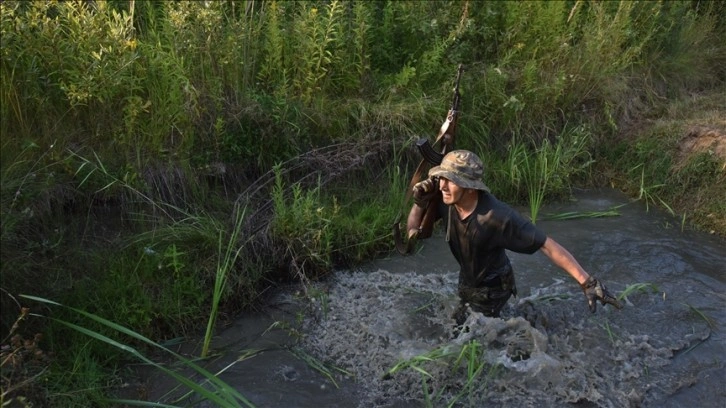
[
  {"xmin": 478, "ymin": 125, "xmax": 594, "ymax": 218},
  {"xmin": 5, "ymin": 0, "xmax": 722, "ymax": 172},
  {"xmin": 202, "ymin": 203, "xmax": 248, "ymax": 358}
]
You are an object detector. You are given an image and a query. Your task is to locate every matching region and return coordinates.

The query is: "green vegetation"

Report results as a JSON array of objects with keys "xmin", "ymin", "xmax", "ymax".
[
  {"xmin": 384, "ymin": 340, "xmax": 499, "ymax": 407},
  {"xmin": 1, "ymin": 1, "xmax": 724, "ymax": 406},
  {"xmin": 20, "ymin": 294, "xmax": 254, "ymax": 408},
  {"xmin": 617, "ymin": 282, "xmax": 660, "ymax": 303}
]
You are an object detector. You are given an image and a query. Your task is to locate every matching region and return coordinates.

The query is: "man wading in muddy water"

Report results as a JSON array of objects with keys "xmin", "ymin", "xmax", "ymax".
[{"xmin": 406, "ymin": 150, "xmax": 622, "ymax": 325}]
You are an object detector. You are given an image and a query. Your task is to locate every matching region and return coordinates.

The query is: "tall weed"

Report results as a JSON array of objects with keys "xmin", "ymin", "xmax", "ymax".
[
  {"xmin": 270, "ymin": 165, "xmax": 336, "ymax": 280},
  {"xmin": 483, "ymin": 126, "xmax": 594, "ymax": 212}
]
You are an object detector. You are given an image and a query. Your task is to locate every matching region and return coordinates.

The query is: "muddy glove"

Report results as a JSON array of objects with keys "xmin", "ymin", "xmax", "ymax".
[
  {"xmin": 412, "ymin": 177, "xmax": 438, "ymax": 209},
  {"xmin": 580, "ymin": 276, "xmax": 623, "ymax": 313}
]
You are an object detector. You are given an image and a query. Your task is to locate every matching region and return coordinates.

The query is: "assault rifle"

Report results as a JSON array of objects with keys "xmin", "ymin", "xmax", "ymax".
[{"xmin": 394, "ymin": 64, "xmax": 464, "ymax": 255}]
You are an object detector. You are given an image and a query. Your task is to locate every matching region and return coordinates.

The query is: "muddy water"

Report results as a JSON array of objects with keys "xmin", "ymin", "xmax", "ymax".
[{"xmin": 143, "ymin": 188, "xmax": 725, "ymax": 407}]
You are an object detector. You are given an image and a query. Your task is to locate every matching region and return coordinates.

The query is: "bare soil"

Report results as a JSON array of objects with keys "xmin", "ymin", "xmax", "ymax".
[{"xmin": 677, "ymin": 125, "xmax": 726, "ymax": 170}]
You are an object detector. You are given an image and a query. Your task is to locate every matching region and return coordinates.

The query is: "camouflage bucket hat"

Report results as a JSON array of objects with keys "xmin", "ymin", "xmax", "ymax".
[{"xmin": 428, "ymin": 150, "xmax": 490, "ymax": 191}]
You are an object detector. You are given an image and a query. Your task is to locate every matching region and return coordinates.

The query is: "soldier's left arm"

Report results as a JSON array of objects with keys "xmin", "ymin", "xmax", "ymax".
[{"xmin": 540, "ymin": 237, "xmax": 622, "ymax": 313}]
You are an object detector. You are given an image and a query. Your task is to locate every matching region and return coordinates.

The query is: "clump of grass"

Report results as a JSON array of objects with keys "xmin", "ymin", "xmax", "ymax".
[
  {"xmin": 600, "ymin": 320, "xmax": 619, "ymax": 346},
  {"xmin": 486, "ymin": 126, "xmax": 594, "ymax": 221},
  {"xmin": 448, "ymin": 340, "xmax": 498, "ymax": 407},
  {"xmin": 270, "ymin": 165, "xmax": 337, "ymax": 281},
  {"xmin": 384, "ymin": 340, "xmax": 499, "ymax": 407},
  {"xmin": 616, "ymin": 282, "xmax": 660, "ymax": 304},
  {"xmin": 384, "ymin": 345, "xmax": 454, "ymax": 380},
  {"xmin": 633, "ymin": 165, "xmax": 674, "ymax": 215}
]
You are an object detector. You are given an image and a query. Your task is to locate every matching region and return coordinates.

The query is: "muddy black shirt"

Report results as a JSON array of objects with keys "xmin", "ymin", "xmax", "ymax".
[{"xmin": 435, "ymin": 191, "xmax": 547, "ymax": 288}]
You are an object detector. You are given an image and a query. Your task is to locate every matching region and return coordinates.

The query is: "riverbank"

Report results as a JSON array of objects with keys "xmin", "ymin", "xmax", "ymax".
[{"xmin": 602, "ymin": 90, "xmax": 725, "ymax": 237}]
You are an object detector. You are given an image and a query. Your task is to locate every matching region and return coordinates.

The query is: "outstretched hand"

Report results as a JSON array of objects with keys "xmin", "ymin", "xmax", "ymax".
[{"xmin": 580, "ymin": 276, "xmax": 623, "ymax": 313}]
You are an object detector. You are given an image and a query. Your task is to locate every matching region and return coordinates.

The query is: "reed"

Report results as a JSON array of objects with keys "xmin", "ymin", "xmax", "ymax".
[
  {"xmin": 201, "ymin": 203, "xmax": 248, "ymax": 358},
  {"xmin": 489, "ymin": 126, "xmax": 593, "ymax": 221}
]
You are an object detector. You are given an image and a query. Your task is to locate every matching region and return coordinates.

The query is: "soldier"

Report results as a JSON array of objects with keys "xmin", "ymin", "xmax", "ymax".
[{"xmin": 407, "ymin": 150, "xmax": 622, "ymax": 323}]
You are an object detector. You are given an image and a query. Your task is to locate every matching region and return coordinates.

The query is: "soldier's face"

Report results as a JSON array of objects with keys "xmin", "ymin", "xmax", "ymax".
[{"xmin": 439, "ymin": 177, "xmax": 464, "ymax": 205}]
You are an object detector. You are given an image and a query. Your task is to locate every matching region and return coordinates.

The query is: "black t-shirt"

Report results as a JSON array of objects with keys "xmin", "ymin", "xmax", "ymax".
[{"xmin": 435, "ymin": 191, "xmax": 547, "ymax": 288}]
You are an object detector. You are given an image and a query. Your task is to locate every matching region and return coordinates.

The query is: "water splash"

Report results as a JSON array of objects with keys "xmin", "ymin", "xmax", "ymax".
[{"xmin": 301, "ymin": 268, "xmax": 714, "ymax": 407}]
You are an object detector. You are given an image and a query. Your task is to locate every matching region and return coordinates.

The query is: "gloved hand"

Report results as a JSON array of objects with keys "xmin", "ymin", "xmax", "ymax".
[
  {"xmin": 412, "ymin": 177, "xmax": 439, "ymax": 209},
  {"xmin": 580, "ymin": 276, "xmax": 623, "ymax": 313}
]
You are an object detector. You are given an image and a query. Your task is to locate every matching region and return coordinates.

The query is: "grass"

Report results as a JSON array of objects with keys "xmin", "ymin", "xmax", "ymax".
[
  {"xmin": 286, "ymin": 346, "xmax": 352, "ymax": 389},
  {"xmin": 633, "ymin": 165, "xmax": 674, "ymax": 215},
  {"xmin": 384, "ymin": 340, "xmax": 499, "ymax": 407},
  {"xmin": 20, "ymin": 295, "xmax": 255, "ymax": 408},
  {"xmin": 542, "ymin": 205, "xmax": 623, "ymax": 221},
  {"xmin": 616, "ymin": 282, "xmax": 660, "ymax": 303},
  {"xmin": 152, "ymin": 347, "xmax": 271, "ymax": 406},
  {"xmin": 202, "ymin": 202, "xmax": 248, "ymax": 358},
  {"xmin": 385, "ymin": 345, "xmax": 453, "ymax": 380},
  {"xmin": 600, "ymin": 320, "xmax": 618, "ymax": 346},
  {"xmin": 448, "ymin": 340, "xmax": 498, "ymax": 408},
  {"xmin": 484, "ymin": 126, "xmax": 594, "ymax": 221},
  {"xmin": 683, "ymin": 303, "xmax": 716, "ymax": 331}
]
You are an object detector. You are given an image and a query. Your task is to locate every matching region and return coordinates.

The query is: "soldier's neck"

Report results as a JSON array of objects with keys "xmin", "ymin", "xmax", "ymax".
[{"xmin": 454, "ymin": 189, "xmax": 478, "ymax": 219}]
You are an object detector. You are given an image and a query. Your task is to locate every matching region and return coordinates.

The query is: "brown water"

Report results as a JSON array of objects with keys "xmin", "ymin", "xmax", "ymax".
[{"xmin": 140, "ymin": 188, "xmax": 725, "ymax": 407}]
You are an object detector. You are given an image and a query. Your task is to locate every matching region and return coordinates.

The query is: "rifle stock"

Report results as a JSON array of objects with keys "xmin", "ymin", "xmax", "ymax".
[{"xmin": 394, "ymin": 64, "xmax": 464, "ymax": 255}]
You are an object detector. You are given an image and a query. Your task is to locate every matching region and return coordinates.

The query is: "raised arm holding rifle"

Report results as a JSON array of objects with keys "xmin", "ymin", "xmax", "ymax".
[{"xmin": 394, "ymin": 64, "xmax": 464, "ymax": 254}]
